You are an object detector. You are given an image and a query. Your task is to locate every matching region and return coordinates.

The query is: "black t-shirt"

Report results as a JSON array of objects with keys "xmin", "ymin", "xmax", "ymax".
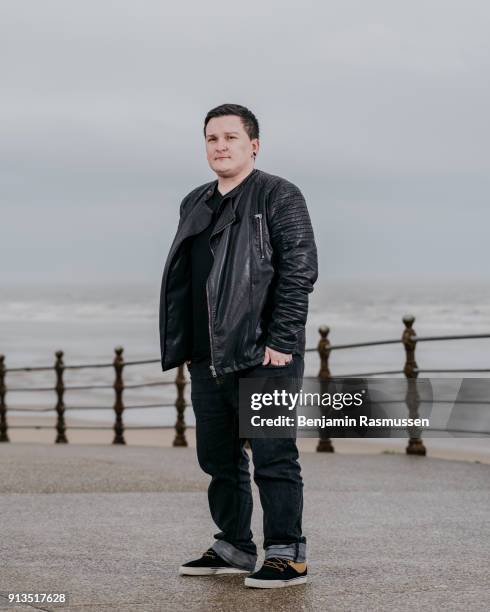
[{"xmin": 190, "ymin": 186, "xmax": 224, "ymax": 361}]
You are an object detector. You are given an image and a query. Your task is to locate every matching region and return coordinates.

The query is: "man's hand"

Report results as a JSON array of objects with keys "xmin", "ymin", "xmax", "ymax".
[{"xmin": 262, "ymin": 346, "xmax": 292, "ymax": 366}]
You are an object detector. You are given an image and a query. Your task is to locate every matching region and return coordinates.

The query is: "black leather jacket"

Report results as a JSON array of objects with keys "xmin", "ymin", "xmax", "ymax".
[{"xmin": 159, "ymin": 168, "xmax": 318, "ymax": 377}]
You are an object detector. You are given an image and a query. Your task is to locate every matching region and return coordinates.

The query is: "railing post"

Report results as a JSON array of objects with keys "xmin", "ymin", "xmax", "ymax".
[
  {"xmin": 317, "ymin": 326, "xmax": 334, "ymax": 453},
  {"xmin": 0, "ymin": 355, "xmax": 9, "ymax": 442},
  {"xmin": 318, "ymin": 325, "xmax": 331, "ymax": 380},
  {"xmin": 173, "ymin": 365, "xmax": 187, "ymax": 447},
  {"xmin": 402, "ymin": 315, "xmax": 426, "ymax": 456},
  {"xmin": 402, "ymin": 315, "xmax": 418, "ymax": 378},
  {"xmin": 112, "ymin": 347, "xmax": 126, "ymax": 445},
  {"xmin": 54, "ymin": 351, "xmax": 68, "ymax": 443}
]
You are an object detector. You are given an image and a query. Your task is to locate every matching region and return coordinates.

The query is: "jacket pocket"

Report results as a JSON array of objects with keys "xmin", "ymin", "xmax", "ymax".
[{"xmin": 254, "ymin": 213, "xmax": 265, "ymax": 259}]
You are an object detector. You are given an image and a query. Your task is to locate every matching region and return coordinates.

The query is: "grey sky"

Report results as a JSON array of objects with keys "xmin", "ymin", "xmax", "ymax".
[{"xmin": 2, "ymin": 0, "xmax": 490, "ymax": 287}]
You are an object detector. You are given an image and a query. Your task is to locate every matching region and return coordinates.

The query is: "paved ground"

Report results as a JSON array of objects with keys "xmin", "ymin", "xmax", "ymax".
[{"xmin": 0, "ymin": 443, "xmax": 489, "ymax": 611}]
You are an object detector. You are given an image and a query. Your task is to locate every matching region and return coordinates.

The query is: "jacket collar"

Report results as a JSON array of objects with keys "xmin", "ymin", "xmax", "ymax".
[
  {"xmin": 204, "ymin": 168, "xmax": 259, "ymax": 203},
  {"xmin": 175, "ymin": 168, "xmax": 259, "ymax": 246}
]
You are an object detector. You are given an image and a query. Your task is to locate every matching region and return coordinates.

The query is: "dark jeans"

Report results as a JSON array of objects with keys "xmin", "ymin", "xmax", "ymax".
[{"xmin": 187, "ymin": 354, "xmax": 306, "ymax": 571}]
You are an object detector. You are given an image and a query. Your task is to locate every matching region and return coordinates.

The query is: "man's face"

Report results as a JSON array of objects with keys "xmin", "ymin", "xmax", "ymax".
[{"xmin": 205, "ymin": 115, "xmax": 259, "ymax": 178}]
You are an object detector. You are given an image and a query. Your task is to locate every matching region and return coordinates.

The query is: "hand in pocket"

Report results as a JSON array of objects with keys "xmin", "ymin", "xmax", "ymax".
[{"xmin": 262, "ymin": 346, "xmax": 292, "ymax": 366}]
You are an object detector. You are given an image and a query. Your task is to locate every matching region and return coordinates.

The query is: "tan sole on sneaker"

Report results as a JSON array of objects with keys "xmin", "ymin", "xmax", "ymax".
[
  {"xmin": 179, "ymin": 566, "xmax": 250, "ymax": 576},
  {"xmin": 244, "ymin": 575, "xmax": 307, "ymax": 588}
]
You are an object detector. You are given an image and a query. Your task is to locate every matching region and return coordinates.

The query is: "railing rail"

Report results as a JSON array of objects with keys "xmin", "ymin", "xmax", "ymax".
[{"xmin": 1, "ymin": 315, "xmax": 489, "ymax": 453}]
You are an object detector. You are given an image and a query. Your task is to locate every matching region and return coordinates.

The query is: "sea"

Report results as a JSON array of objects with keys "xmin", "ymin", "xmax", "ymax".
[{"xmin": 1, "ymin": 278, "xmax": 489, "ymax": 429}]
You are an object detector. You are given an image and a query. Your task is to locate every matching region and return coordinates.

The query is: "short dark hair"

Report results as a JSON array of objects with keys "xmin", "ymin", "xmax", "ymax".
[{"xmin": 204, "ymin": 104, "xmax": 259, "ymax": 141}]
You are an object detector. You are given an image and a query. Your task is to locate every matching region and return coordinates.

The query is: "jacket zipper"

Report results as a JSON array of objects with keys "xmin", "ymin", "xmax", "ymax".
[
  {"xmin": 255, "ymin": 213, "xmax": 264, "ymax": 259},
  {"xmin": 206, "ymin": 280, "xmax": 217, "ymax": 378},
  {"xmin": 207, "ymin": 237, "xmax": 217, "ymax": 378}
]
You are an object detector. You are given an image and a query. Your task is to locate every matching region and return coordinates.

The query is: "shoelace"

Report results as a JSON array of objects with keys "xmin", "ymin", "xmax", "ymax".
[
  {"xmin": 203, "ymin": 548, "xmax": 217, "ymax": 559},
  {"xmin": 263, "ymin": 557, "xmax": 289, "ymax": 571}
]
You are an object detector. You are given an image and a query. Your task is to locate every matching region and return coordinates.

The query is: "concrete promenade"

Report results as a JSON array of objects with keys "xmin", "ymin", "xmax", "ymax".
[{"xmin": 1, "ymin": 443, "xmax": 489, "ymax": 611}]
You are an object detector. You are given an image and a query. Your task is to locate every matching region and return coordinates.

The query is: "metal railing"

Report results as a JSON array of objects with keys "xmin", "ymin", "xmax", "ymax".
[{"xmin": 1, "ymin": 314, "xmax": 489, "ymax": 455}]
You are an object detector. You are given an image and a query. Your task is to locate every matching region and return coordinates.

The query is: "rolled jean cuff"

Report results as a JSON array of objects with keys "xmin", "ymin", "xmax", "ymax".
[
  {"xmin": 211, "ymin": 540, "xmax": 257, "ymax": 572},
  {"xmin": 265, "ymin": 543, "xmax": 307, "ymax": 563}
]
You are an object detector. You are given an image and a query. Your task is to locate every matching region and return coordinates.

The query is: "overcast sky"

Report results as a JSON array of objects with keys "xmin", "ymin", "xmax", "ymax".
[{"xmin": 2, "ymin": 0, "xmax": 490, "ymax": 288}]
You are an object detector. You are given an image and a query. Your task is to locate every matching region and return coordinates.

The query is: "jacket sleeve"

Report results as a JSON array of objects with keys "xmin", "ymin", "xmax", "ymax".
[{"xmin": 265, "ymin": 181, "xmax": 318, "ymax": 354}]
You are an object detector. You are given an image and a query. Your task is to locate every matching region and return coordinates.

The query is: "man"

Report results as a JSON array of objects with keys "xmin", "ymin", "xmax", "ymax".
[{"xmin": 159, "ymin": 103, "xmax": 318, "ymax": 588}]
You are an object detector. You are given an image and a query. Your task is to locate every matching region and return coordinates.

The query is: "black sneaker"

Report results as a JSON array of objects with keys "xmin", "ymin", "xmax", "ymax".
[
  {"xmin": 178, "ymin": 548, "xmax": 250, "ymax": 576},
  {"xmin": 244, "ymin": 557, "xmax": 307, "ymax": 588}
]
